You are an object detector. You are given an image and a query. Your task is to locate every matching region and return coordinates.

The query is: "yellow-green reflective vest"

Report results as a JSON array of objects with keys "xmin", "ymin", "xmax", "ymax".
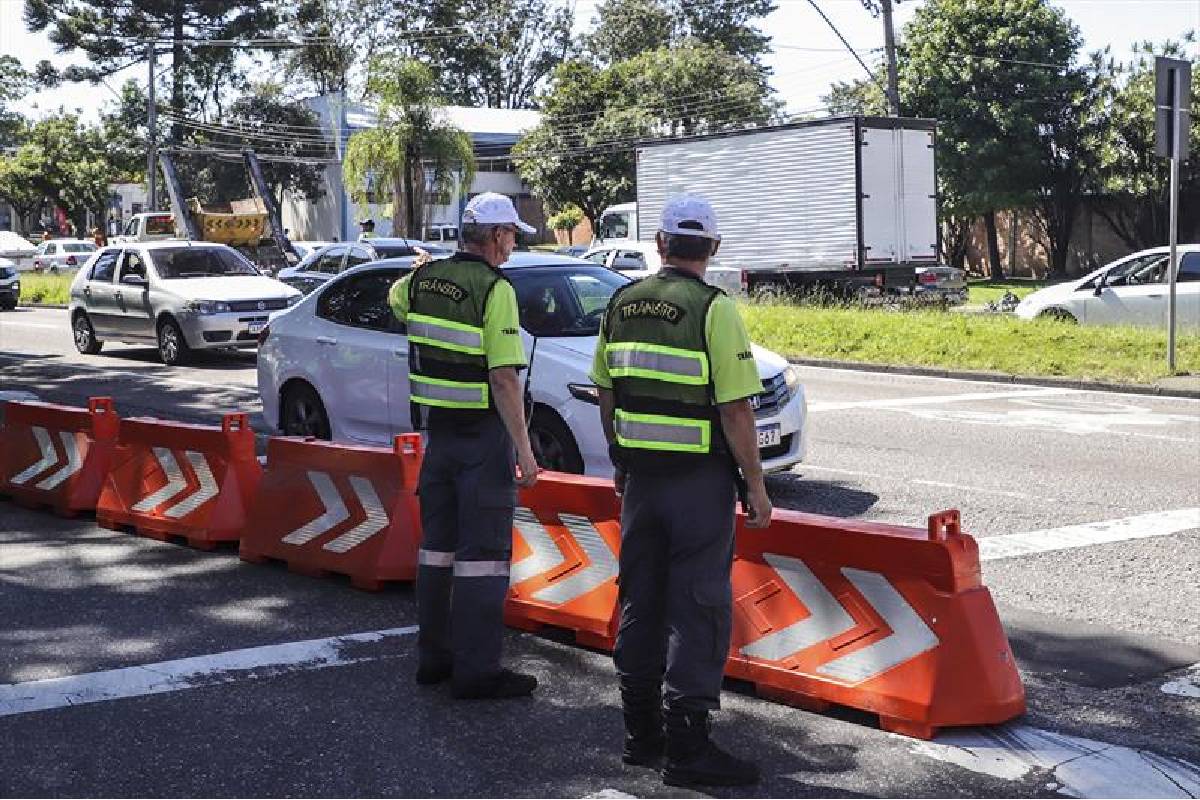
[
  {"xmin": 604, "ymin": 269, "xmax": 727, "ymax": 469},
  {"xmin": 407, "ymin": 254, "xmax": 504, "ymax": 424}
]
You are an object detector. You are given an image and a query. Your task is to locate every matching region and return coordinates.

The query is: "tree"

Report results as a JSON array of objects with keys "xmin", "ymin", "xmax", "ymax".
[
  {"xmin": 548, "ymin": 205, "xmax": 584, "ymax": 244},
  {"xmin": 405, "ymin": 0, "xmax": 575, "ymax": 109},
  {"xmin": 822, "ymin": 68, "xmax": 889, "ymax": 117},
  {"xmin": 343, "ymin": 57, "xmax": 476, "ymax": 237},
  {"xmin": 898, "ymin": 0, "xmax": 1084, "ymax": 279},
  {"xmin": 24, "ymin": 0, "xmax": 279, "ymax": 142},
  {"xmin": 586, "ymin": 0, "xmax": 776, "ymax": 72},
  {"xmin": 514, "ymin": 43, "xmax": 778, "ymax": 227},
  {"xmin": 0, "ymin": 56, "xmax": 32, "ymax": 148},
  {"xmin": 1093, "ymin": 37, "xmax": 1200, "ymax": 251},
  {"xmin": 0, "ymin": 148, "xmax": 45, "ymax": 235},
  {"xmin": 283, "ymin": 0, "xmax": 399, "ymax": 98},
  {"xmin": 99, "ymin": 80, "xmax": 152, "ymax": 182}
]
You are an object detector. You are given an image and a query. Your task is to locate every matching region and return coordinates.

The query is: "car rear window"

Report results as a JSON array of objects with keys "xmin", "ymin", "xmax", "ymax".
[
  {"xmin": 146, "ymin": 215, "xmax": 175, "ymax": 235},
  {"xmin": 64, "ymin": 243, "xmax": 97, "ymax": 253}
]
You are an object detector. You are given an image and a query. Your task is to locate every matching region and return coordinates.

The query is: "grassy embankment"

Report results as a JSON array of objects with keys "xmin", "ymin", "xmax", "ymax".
[
  {"xmin": 741, "ymin": 300, "xmax": 1200, "ymax": 384},
  {"xmin": 15, "ymin": 272, "xmax": 74, "ymax": 305}
]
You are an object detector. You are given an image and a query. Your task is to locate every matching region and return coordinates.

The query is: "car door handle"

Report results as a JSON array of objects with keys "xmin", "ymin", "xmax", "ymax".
[
  {"xmin": 316, "ymin": 336, "xmax": 337, "ymax": 346},
  {"xmin": 1147, "ymin": 294, "xmax": 1164, "ymax": 298}
]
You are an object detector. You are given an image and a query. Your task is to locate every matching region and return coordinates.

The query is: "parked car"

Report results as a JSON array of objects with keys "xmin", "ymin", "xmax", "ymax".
[
  {"xmin": 1015, "ymin": 245, "xmax": 1200, "ymax": 328},
  {"xmin": 423, "ymin": 224, "xmax": 459, "ymax": 244},
  {"xmin": 912, "ymin": 265, "xmax": 967, "ymax": 305},
  {"xmin": 258, "ymin": 254, "xmax": 808, "ymax": 477},
  {"xmin": 111, "ymin": 212, "xmax": 176, "ymax": 244},
  {"xmin": 0, "ymin": 231, "xmax": 37, "ymax": 271},
  {"xmin": 277, "ymin": 238, "xmax": 452, "ymax": 294},
  {"xmin": 0, "ymin": 260, "xmax": 20, "ymax": 309},
  {"xmin": 68, "ymin": 241, "xmax": 301, "ymax": 365},
  {"xmin": 556, "ymin": 244, "xmax": 589, "ymax": 258},
  {"xmin": 583, "ymin": 240, "xmax": 662, "ymax": 276},
  {"xmin": 33, "ymin": 239, "xmax": 97, "ymax": 273},
  {"xmin": 289, "ymin": 241, "xmax": 335, "ymax": 262}
]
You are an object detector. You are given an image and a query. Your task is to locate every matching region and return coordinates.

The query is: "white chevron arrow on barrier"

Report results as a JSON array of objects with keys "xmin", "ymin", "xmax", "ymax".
[
  {"xmin": 509, "ymin": 507, "xmax": 618, "ymax": 604},
  {"xmin": 739, "ymin": 554, "xmax": 939, "ymax": 684},
  {"xmin": 35, "ymin": 431, "xmax": 85, "ymax": 490},
  {"xmin": 323, "ymin": 477, "xmax": 389, "ymax": 553},
  {"xmin": 282, "ymin": 471, "xmax": 349, "ymax": 546},
  {"xmin": 130, "ymin": 448, "xmax": 217, "ymax": 517},
  {"xmin": 10, "ymin": 427, "xmax": 59, "ymax": 485}
]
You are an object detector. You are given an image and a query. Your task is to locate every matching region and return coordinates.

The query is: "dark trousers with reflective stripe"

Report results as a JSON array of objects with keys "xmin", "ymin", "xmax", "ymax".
[
  {"xmin": 614, "ymin": 458, "xmax": 736, "ymax": 712},
  {"xmin": 416, "ymin": 414, "xmax": 516, "ymax": 684}
]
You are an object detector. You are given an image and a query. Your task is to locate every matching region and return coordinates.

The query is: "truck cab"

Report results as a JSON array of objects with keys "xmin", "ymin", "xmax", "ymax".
[
  {"xmin": 593, "ymin": 203, "xmax": 638, "ymax": 245},
  {"xmin": 112, "ymin": 213, "xmax": 177, "ymax": 244}
]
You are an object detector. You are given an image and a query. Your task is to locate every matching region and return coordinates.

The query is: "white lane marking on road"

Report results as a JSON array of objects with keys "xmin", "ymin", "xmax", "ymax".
[
  {"xmin": 799, "ymin": 464, "xmax": 1055, "ymax": 502},
  {"xmin": 978, "ymin": 508, "xmax": 1200, "ymax": 561},
  {"xmin": 0, "ymin": 627, "xmax": 418, "ymax": 718},
  {"xmin": 807, "ymin": 387, "xmax": 1072, "ymax": 412},
  {"xmin": 0, "ymin": 321, "xmax": 62, "ymax": 330},
  {"xmin": 0, "ymin": 351, "xmax": 259, "ymax": 395},
  {"xmin": 911, "ymin": 723, "xmax": 1200, "ymax": 798},
  {"xmin": 1162, "ymin": 663, "xmax": 1200, "ymax": 699},
  {"xmin": 901, "ymin": 396, "xmax": 1199, "ymax": 439}
]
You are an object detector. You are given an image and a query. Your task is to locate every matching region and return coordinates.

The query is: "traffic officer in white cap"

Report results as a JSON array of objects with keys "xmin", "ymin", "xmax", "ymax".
[
  {"xmin": 389, "ymin": 191, "xmax": 541, "ymax": 699},
  {"xmin": 590, "ymin": 194, "xmax": 772, "ymax": 787}
]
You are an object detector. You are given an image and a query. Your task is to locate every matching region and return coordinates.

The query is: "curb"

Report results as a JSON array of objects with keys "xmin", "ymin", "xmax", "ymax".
[
  {"xmin": 15, "ymin": 303, "xmax": 68, "ymax": 310},
  {"xmin": 787, "ymin": 356, "xmax": 1200, "ymax": 400}
]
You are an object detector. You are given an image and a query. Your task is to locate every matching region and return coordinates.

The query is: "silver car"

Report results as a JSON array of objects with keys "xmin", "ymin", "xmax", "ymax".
[
  {"xmin": 33, "ymin": 239, "xmax": 97, "ymax": 273},
  {"xmin": 69, "ymin": 241, "xmax": 301, "ymax": 365}
]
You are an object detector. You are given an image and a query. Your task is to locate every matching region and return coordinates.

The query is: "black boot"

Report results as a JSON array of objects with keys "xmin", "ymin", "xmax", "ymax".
[
  {"xmin": 662, "ymin": 709, "xmax": 760, "ymax": 788},
  {"xmin": 619, "ymin": 705, "xmax": 667, "ymax": 767}
]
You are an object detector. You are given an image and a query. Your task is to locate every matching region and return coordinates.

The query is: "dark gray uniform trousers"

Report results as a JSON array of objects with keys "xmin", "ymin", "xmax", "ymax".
[
  {"xmin": 613, "ymin": 458, "xmax": 737, "ymax": 712},
  {"xmin": 416, "ymin": 414, "xmax": 516, "ymax": 684}
]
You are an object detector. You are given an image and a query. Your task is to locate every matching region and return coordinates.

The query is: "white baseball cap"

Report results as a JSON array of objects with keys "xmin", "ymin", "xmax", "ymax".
[
  {"xmin": 461, "ymin": 192, "xmax": 536, "ymax": 234},
  {"xmin": 659, "ymin": 194, "xmax": 720, "ymax": 241}
]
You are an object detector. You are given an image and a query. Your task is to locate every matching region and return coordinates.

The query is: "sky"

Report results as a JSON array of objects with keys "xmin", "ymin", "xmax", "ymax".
[{"xmin": 1, "ymin": 0, "xmax": 1197, "ymax": 123}]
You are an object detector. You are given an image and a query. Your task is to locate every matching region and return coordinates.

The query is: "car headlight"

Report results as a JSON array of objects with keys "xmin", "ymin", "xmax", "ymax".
[
  {"xmin": 183, "ymin": 300, "xmax": 230, "ymax": 315},
  {"xmin": 782, "ymin": 364, "xmax": 801, "ymax": 394}
]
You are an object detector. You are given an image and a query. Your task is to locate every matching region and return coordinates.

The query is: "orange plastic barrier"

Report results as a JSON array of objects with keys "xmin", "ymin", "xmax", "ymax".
[
  {"xmin": 0, "ymin": 397, "xmax": 120, "ymax": 516},
  {"xmin": 238, "ymin": 435, "xmax": 423, "ymax": 589},
  {"xmin": 505, "ymin": 473, "xmax": 622, "ymax": 649},
  {"xmin": 96, "ymin": 413, "xmax": 261, "ymax": 549},
  {"xmin": 726, "ymin": 508, "xmax": 1025, "ymax": 738}
]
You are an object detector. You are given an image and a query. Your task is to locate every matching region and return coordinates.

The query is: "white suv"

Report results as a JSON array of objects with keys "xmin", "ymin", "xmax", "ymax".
[
  {"xmin": 258, "ymin": 254, "xmax": 808, "ymax": 477},
  {"xmin": 68, "ymin": 241, "xmax": 301, "ymax": 365},
  {"xmin": 0, "ymin": 260, "xmax": 19, "ymax": 310}
]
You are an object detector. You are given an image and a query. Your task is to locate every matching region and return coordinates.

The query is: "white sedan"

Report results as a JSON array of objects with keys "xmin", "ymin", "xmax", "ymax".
[
  {"xmin": 1016, "ymin": 245, "xmax": 1200, "ymax": 328},
  {"xmin": 258, "ymin": 253, "xmax": 808, "ymax": 477}
]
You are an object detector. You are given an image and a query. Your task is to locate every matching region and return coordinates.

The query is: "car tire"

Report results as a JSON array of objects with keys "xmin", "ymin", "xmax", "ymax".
[
  {"xmin": 72, "ymin": 312, "xmax": 103, "ymax": 354},
  {"xmin": 157, "ymin": 317, "xmax": 191, "ymax": 365},
  {"xmin": 1038, "ymin": 307, "xmax": 1077, "ymax": 324},
  {"xmin": 280, "ymin": 382, "xmax": 332, "ymax": 440},
  {"xmin": 529, "ymin": 407, "xmax": 585, "ymax": 474}
]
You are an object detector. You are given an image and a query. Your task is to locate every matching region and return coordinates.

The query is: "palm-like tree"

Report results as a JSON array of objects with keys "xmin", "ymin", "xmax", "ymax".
[{"xmin": 344, "ymin": 57, "xmax": 476, "ymax": 238}]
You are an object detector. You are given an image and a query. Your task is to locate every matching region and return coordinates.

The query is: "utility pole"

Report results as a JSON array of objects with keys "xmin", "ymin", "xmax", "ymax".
[
  {"xmin": 881, "ymin": 0, "xmax": 901, "ymax": 116},
  {"xmin": 1155, "ymin": 57, "xmax": 1191, "ymax": 374},
  {"xmin": 146, "ymin": 39, "xmax": 158, "ymax": 211}
]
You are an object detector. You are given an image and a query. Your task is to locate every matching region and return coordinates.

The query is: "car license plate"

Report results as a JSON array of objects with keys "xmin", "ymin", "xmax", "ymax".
[
  {"xmin": 756, "ymin": 424, "xmax": 781, "ymax": 448},
  {"xmin": 248, "ymin": 321, "xmax": 265, "ymax": 335}
]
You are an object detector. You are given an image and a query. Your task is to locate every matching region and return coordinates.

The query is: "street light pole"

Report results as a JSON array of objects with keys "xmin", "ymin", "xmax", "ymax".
[
  {"xmin": 146, "ymin": 40, "xmax": 157, "ymax": 211},
  {"xmin": 881, "ymin": 0, "xmax": 901, "ymax": 116}
]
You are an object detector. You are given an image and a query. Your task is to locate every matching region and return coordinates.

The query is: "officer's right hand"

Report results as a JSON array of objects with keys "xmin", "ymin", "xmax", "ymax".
[
  {"xmin": 613, "ymin": 467, "xmax": 627, "ymax": 497},
  {"xmin": 516, "ymin": 449, "xmax": 540, "ymax": 488},
  {"xmin": 745, "ymin": 485, "xmax": 773, "ymax": 529}
]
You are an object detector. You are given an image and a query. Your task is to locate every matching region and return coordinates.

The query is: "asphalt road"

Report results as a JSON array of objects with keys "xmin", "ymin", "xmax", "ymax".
[{"xmin": 2, "ymin": 306, "xmax": 1199, "ymax": 798}]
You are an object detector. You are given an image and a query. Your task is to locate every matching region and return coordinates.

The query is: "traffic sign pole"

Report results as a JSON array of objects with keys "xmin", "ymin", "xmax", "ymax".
[
  {"xmin": 1155, "ymin": 56, "xmax": 1190, "ymax": 374},
  {"xmin": 1168, "ymin": 151, "xmax": 1178, "ymax": 372}
]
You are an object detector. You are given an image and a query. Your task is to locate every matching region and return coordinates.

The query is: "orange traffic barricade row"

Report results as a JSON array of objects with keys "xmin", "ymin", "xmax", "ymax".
[
  {"xmin": 504, "ymin": 472, "xmax": 623, "ymax": 649},
  {"xmin": 0, "ymin": 397, "xmax": 120, "ymax": 516},
  {"xmin": 238, "ymin": 434, "xmax": 423, "ymax": 589},
  {"xmin": 726, "ymin": 508, "xmax": 1025, "ymax": 739},
  {"xmin": 96, "ymin": 413, "xmax": 261, "ymax": 549}
]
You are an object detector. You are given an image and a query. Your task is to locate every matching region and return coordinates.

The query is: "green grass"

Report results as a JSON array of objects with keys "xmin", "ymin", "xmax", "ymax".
[
  {"xmin": 741, "ymin": 301, "xmax": 1200, "ymax": 384},
  {"xmin": 967, "ymin": 279, "xmax": 1053, "ymax": 306},
  {"xmin": 17, "ymin": 271, "xmax": 74, "ymax": 305}
]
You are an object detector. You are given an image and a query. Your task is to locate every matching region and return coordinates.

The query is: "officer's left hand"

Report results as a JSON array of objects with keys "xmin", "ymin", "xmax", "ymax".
[
  {"xmin": 745, "ymin": 485, "xmax": 773, "ymax": 529},
  {"xmin": 516, "ymin": 449, "xmax": 540, "ymax": 488}
]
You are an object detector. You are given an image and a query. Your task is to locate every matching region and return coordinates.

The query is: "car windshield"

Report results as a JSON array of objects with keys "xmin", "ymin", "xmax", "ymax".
[
  {"xmin": 64, "ymin": 243, "xmax": 96, "ymax": 253},
  {"xmin": 0, "ymin": 265, "xmax": 16, "ymax": 278},
  {"xmin": 510, "ymin": 266, "xmax": 628, "ymax": 337},
  {"xmin": 150, "ymin": 246, "xmax": 259, "ymax": 278}
]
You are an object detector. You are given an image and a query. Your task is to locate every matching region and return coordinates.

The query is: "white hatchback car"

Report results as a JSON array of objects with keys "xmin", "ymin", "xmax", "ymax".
[
  {"xmin": 258, "ymin": 253, "xmax": 808, "ymax": 477},
  {"xmin": 33, "ymin": 239, "xmax": 97, "ymax": 273},
  {"xmin": 1016, "ymin": 245, "xmax": 1200, "ymax": 328}
]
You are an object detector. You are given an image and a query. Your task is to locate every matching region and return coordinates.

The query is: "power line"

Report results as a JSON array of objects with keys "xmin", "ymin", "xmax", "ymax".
[{"xmin": 801, "ymin": 0, "xmax": 880, "ymax": 81}]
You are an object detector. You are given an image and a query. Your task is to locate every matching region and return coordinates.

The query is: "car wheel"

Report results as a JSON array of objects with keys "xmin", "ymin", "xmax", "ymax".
[
  {"xmin": 529, "ymin": 407, "xmax": 584, "ymax": 474},
  {"xmin": 72, "ymin": 312, "xmax": 103, "ymax": 354},
  {"xmin": 280, "ymin": 383, "xmax": 332, "ymax": 439},
  {"xmin": 1038, "ymin": 307, "xmax": 1077, "ymax": 324},
  {"xmin": 157, "ymin": 317, "xmax": 191, "ymax": 365}
]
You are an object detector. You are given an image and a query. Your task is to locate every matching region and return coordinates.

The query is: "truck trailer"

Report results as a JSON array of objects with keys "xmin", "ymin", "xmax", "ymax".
[{"xmin": 624, "ymin": 116, "xmax": 939, "ymax": 297}]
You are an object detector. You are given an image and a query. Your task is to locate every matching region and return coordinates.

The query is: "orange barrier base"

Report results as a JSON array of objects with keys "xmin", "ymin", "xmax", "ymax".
[{"xmin": 238, "ymin": 435, "xmax": 423, "ymax": 590}]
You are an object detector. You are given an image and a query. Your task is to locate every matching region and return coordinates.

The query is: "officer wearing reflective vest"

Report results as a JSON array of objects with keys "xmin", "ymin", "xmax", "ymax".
[
  {"xmin": 388, "ymin": 192, "xmax": 541, "ymax": 700},
  {"xmin": 590, "ymin": 195, "xmax": 772, "ymax": 788}
]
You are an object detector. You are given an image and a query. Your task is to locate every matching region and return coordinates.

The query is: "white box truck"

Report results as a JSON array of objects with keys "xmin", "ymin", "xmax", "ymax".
[{"xmin": 625, "ymin": 116, "xmax": 939, "ymax": 296}]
